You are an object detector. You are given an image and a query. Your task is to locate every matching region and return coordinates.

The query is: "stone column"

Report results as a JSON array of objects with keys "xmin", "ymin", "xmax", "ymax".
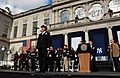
[
  {"xmin": 55, "ymin": 10, "xmax": 59, "ymax": 23},
  {"xmin": 52, "ymin": 10, "xmax": 55, "ymax": 24},
  {"xmin": 70, "ymin": 6, "xmax": 73, "ymax": 20},
  {"xmin": 107, "ymin": 26, "xmax": 113, "ymax": 44},
  {"xmin": 84, "ymin": 30, "xmax": 89, "ymax": 43},
  {"xmin": 64, "ymin": 33, "xmax": 68, "ymax": 45}
]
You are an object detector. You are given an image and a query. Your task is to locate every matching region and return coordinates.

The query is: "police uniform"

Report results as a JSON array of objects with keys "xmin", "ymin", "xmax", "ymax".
[{"xmin": 36, "ymin": 25, "xmax": 51, "ymax": 72}]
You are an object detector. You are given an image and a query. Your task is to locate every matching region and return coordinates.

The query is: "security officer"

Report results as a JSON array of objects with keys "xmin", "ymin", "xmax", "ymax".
[
  {"xmin": 36, "ymin": 25, "xmax": 51, "ymax": 73},
  {"xmin": 30, "ymin": 49, "xmax": 37, "ymax": 71}
]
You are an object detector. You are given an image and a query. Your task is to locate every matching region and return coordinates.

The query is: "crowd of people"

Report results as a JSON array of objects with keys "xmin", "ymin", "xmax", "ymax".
[
  {"xmin": 13, "ymin": 45, "xmax": 79, "ymax": 72},
  {"xmin": 13, "ymin": 41, "xmax": 98, "ymax": 72},
  {"xmin": 13, "ymin": 40, "xmax": 120, "ymax": 72},
  {"xmin": 13, "ymin": 25, "xmax": 120, "ymax": 73}
]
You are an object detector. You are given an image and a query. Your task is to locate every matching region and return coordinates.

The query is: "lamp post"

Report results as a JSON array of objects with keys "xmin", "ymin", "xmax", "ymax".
[
  {"xmin": 1, "ymin": 46, "xmax": 6, "ymax": 61},
  {"xmin": 6, "ymin": 50, "xmax": 12, "ymax": 67}
]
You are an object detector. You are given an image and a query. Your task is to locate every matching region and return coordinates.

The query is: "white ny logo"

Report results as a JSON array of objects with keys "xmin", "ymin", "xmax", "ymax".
[{"xmin": 97, "ymin": 47, "xmax": 103, "ymax": 54}]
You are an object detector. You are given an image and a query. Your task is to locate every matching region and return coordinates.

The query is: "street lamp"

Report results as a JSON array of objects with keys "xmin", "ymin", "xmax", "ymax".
[
  {"xmin": 1, "ymin": 46, "xmax": 6, "ymax": 61},
  {"xmin": 6, "ymin": 50, "xmax": 12, "ymax": 67},
  {"xmin": 1, "ymin": 46, "xmax": 6, "ymax": 51},
  {"xmin": 7, "ymin": 50, "xmax": 11, "ymax": 55}
]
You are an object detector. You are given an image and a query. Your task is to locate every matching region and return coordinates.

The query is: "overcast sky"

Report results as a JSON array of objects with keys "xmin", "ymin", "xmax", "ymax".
[{"xmin": 0, "ymin": 0, "xmax": 52, "ymax": 14}]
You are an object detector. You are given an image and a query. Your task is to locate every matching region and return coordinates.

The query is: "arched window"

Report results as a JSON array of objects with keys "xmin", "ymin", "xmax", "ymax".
[
  {"xmin": 75, "ymin": 7, "xmax": 85, "ymax": 19},
  {"xmin": 61, "ymin": 10, "xmax": 69, "ymax": 22}
]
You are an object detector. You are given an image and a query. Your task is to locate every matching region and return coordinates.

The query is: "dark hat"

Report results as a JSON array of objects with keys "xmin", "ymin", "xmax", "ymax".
[{"xmin": 41, "ymin": 25, "xmax": 47, "ymax": 30}]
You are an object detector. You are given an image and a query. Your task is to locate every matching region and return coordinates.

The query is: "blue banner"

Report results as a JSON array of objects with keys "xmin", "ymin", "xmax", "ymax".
[
  {"xmin": 89, "ymin": 29, "xmax": 109, "ymax": 56},
  {"xmin": 51, "ymin": 35, "xmax": 64, "ymax": 49}
]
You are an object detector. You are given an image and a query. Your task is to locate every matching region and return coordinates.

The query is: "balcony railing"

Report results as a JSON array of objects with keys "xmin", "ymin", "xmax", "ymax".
[{"xmin": 48, "ymin": 11, "xmax": 120, "ymax": 31}]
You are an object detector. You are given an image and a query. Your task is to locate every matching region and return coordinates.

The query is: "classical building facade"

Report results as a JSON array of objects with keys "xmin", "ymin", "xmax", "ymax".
[
  {"xmin": 0, "ymin": 8, "xmax": 12, "ymax": 61},
  {"xmin": 9, "ymin": 0, "xmax": 120, "ymax": 60}
]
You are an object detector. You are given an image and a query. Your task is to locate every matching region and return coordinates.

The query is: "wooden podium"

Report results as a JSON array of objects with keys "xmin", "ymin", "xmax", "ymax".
[
  {"xmin": 78, "ymin": 53, "xmax": 90, "ymax": 72},
  {"xmin": 77, "ymin": 43, "xmax": 91, "ymax": 72}
]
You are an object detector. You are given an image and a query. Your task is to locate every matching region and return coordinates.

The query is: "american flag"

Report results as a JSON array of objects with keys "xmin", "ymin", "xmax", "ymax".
[{"xmin": 22, "ymin": 39, "xmax": 31, "ymax": 53}]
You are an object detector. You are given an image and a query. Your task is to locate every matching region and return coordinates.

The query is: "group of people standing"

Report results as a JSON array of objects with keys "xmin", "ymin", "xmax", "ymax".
[
  {"xmin": 13, "ymin": 49, "xmax": 37, "ymax": 71},
  {"xmin": 13, "ymin": 45, "xmax": 78, "ymax": 72},
  {"xmin": 35, "ymin": 25, "xmax": 97, "ymax": 72},
  {"xmin": 13, "ymin": 25, "xmax": 120, "ymax": 73}
]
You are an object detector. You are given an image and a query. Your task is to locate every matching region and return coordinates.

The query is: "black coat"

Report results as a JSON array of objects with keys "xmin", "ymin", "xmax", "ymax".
[
  {"xmin": 36, "ymin": 31, "xmax": 51, "ymax": 49},
  {"xmin": 47, "ymin": 50, "xmax": 55, "ymax": 60},
  {"xmin": 30, "ymin": 51, "xmax": 37, "ymax": 60},
  {"xmin": 90, "ymin": 45, "xmax": 97, "ymax": 56}
]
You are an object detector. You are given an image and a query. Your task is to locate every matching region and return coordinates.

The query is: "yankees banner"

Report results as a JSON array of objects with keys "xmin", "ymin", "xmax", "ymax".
[{"xmin": 89, "ymin": 28, "xmax": 109, "ymax": 56}]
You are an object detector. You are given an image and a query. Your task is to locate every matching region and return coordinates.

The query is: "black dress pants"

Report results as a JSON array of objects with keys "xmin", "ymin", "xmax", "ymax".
[
  {"xmin": 113, "ymin": 57, "xmax": 120, "ymax": 72},
  {"xmin": 38, "ymin": 48, "xmax": 47, "ymax": 72}
]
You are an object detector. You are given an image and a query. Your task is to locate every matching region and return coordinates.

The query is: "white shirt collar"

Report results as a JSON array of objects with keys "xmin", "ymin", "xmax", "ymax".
[{"xmin": 41, "ymin": 31, "xmax": 46, "ymax": 35}]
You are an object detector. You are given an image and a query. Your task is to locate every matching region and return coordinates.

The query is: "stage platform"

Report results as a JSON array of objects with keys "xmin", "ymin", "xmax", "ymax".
[{"xmin": 0, "ymin": 70, "xmax": 120, "ymax": 78}]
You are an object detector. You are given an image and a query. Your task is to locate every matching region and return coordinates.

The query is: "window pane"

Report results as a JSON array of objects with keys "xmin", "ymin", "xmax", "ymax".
[
  {"xmin": 61, "ymin": 10, "xmax": 69, "ymax": 22},
  {"xmin": 22, "ymin": 24, "xmax": 27, "ymax": 36},
  {"xmin": 32, "ymin": 21, "xmax": 38, "ymax": 35},
  {"xmin": 44, "ymin": 18, "xmax": 50, "ymax": 26},
  {"xmin": 13, "ymin": 26, "xmax": 18, "ymax": 38},
  {"xmin": 2, "ymin": 25, "xmax": 9, "ymax": 38}
]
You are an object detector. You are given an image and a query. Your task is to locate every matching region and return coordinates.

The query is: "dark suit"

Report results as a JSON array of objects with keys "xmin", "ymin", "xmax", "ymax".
[
  {"xmin": 36, "ymin": 31, "xmax": 51, "ymax": 72},
  {"xmin": 54, "ymin": 50, "xmax": 62, "ymax": 72},
  {"xmin": 90, "ymin": 45, "xmax": 97, "ymax": 72},
  {"xmin": 13, "ymin": 53, "xmax": 19, "ymax": 70},
  {"xmin": 47, "ymin": 50, "xmax": 55, "ymax": 72},
  {"xmin": 30, "ymin": 51, "xmax": 37, "ymax": 71}
]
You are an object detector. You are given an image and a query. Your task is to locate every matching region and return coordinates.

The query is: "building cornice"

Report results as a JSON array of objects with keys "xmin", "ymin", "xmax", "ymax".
[
  {"xmin": 48, "ymin": 16, "xmax": 120, "ymax": 32},
  {"xmin": 13, "ymin": 0, "xmax": 95, "ymax": 19},
  {"xmin": 13, "ymin": 5, "xmax": 52, "ymax": 19},
  {"xmin": 0, "ymin": 8, "xmax": 13, "ymax": 19},
  {"xmin": 0, "ymin": 37, "xmax": 10, "ymax": 42},
  {"xmin": 52, "ymin": 0, "xmax": 94, "ymax": 8}
]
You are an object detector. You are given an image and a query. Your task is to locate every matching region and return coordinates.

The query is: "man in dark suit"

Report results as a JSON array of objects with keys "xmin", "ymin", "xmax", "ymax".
[
  {"xmin": 36, "ymin": 25, "xmax": 51, "ymax": 73},
  {"xmin": 89, "ymin": 41, "xmax": 97, "ymax": 72}
]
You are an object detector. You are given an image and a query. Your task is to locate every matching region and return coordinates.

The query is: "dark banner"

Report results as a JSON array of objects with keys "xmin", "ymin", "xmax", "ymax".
[
  {"xmin": 51, "ymin": 34, "xmax": 64, "ymax": 49},
  {"xmin": 89, "ymin": 28, "xmax": 109, "ymax": 56},
  {"xmin": 112, "ymin": 26, "xmax": 120, "ymax": 44}
]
